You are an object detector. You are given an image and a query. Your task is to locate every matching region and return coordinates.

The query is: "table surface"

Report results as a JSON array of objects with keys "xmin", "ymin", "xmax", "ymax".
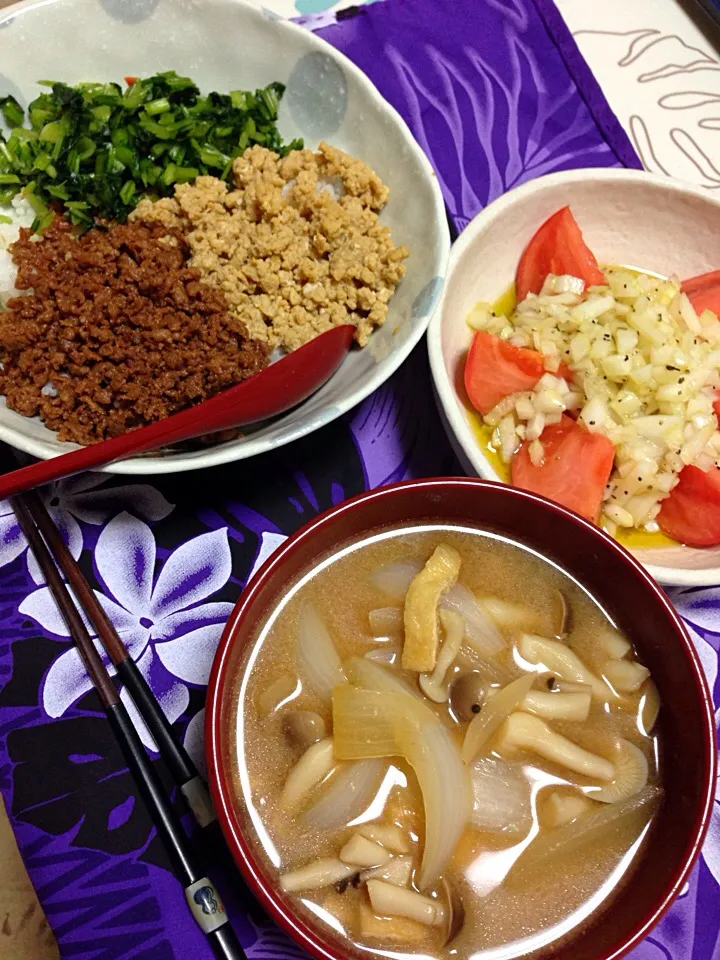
[{"xmin": 1, "ymin": 1, "xmax": 720, "ymax": 959}]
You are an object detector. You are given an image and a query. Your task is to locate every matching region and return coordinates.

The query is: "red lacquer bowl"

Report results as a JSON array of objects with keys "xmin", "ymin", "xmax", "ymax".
[{"xmin": 206, "ymin": 478, "xmax": 717, "ymax": 960}]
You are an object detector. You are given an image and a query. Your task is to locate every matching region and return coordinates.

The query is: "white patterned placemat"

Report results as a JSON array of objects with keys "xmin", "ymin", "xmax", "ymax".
[{"xmin": 556, "ymin": 0, "xmax": 720, "ymax": 188}]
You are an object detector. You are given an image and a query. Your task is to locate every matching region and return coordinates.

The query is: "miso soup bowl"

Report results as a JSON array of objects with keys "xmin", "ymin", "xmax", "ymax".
[
  {"xmin": 427, "ymin": 168, "xmax": 720, "ymax": 587},
  {"xmin": 206, "ymin": 478, "xmax": 716, "ymax": 960}
]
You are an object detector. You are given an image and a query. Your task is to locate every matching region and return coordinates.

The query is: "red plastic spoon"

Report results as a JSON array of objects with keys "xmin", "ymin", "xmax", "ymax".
[{"xmin": 0, "ymin": 324, "xmax": 354, "ymax": 499}]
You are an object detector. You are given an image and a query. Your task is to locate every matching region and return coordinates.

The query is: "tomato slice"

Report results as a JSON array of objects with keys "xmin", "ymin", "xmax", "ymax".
[
  {"xmin": 511, "ymin": 416, "xmax": 615, "ymax": 522},
  {"xmin": 516, "ymin": 207, "xmax": 605, "ymax": 302},
  {"xmin": 681, "ymin": 270, "xmax": 720, "ymax": 317},
  {"xmin": 464, "ymin": 331, "xmax": 572, "ymax": 415},
  {"xmin": 657, "ymin": 465, "xmax": 720, "ymax": 546}
]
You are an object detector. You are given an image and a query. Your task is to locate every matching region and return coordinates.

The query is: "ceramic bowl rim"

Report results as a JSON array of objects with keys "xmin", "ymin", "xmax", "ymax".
[
  {"xmin": 205, "ymin": 476, "xmax": 717, "ymax": 960},
  {"xmin": 0, "ymin": 0, "xmax": 450, "ymax": 476}
]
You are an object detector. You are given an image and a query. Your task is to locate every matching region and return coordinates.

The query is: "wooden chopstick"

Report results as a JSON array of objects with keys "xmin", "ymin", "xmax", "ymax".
[
  {"xmin": 12, "ymin": 495, "xmax": 247, "ymax": 960},
  {"xmin": 21, "ymin": 489, "xmax": 216, "ymax": 829}
]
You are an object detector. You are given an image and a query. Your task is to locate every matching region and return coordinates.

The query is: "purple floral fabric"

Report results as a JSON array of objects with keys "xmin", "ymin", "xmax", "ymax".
[{"xmin": 2, "ymin": 2, "xmax": 715, "ymax": 959}]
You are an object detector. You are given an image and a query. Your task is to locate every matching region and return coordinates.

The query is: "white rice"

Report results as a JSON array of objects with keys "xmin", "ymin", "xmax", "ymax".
[
  {"xmin": 470, "ymin": 270, "xmax": 720, "ymax": 536},
  {"xmin": 0, "ymin": 195, "xmax": 34, "ymax": 303}
]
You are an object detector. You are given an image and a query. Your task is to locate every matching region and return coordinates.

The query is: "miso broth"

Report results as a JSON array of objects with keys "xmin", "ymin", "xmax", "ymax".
[{"xmin": 233, "ymin": 526, "xmax": 662, "ymax": 959}]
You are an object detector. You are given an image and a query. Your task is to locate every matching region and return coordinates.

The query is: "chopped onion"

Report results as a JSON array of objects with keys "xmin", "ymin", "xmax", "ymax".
[
  {"xmin": 509, "ymin": 787, "xmax": 662, "ymax": 884},
  {"xmin": 371, "ymin": 560, "xmax": 423, "ymax": 602},
  {"xmin": 440, "ymin": 584, "xmax": 506, "ymax": 656},
  {"xmin": 297, "ymin": 603, "xmax": 346, "ymax": 703},
  {"xmin": 554, "ymin": 275, "xmax": 586, "ymax": 296},
  {"xmin": 462, "ymin": 673, "xmax": 534, "ymax": 763},
  {"xmin": 304, "ymin": 758, "xmax": 387, "ymax": 831},
  {"xmin": 470, "ymin": 756, "xmax": 531, "ymax": 833}
]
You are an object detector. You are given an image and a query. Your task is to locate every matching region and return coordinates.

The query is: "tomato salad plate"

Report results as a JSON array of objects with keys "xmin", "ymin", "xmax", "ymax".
[{"xmin": 428, "ymin": 168, "xmax": 720, "ymax": 587}]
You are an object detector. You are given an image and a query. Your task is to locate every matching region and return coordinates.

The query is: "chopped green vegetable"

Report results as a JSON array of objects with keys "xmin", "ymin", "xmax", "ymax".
[
  {"xmin": 0, "ymin": 71, "xmax": 302, "ymax": 230},
  {"xmin": 0, "ymin": 214, "xmax": 12, "ymax": 224}
]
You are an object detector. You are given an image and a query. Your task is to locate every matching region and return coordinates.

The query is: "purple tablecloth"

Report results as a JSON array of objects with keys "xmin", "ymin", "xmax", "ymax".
[{"xmin": 1, "ymin": 1, "xmax": 718, "ymax": 958}]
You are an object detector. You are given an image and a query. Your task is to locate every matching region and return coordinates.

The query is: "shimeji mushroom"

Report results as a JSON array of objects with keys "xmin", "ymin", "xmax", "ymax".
[
  {"xmin": 280, "ymin": 858, "xmax": 357, "ymax": 893},
  {"xmin": 595, "ymin": 626, "xmax": 632, "ymax": 660},
  {"xmin": 518, "ymin": 634, "xmax": 614, "ymax": 701},
  {"xmin": 360, "ymin": 857, "xmax": 414, "ymax": 887},
  {"xmin": 638, "ymin": 679, "xmax": 660, "ymax": 736},
  {"xmin": 449, "ymin": 672, "xmax": 489, "ymax": 722},
  {"xmin": 601, "ymin": 659, "xmax": 650, "ymax": 694},
  {"xmin": 586, "ymin": 739, "xmax": 648, "ymax": 803},
  {"xmin": 356, "ymin": 823, "xmax": 411, "ymax": 854},
  {"xmin": 419, "ymin": 610, "xmax": 465, "ymax": 702},
  {"xmin": 366, "ymin": 880, "xmax": 447, "ymax": 927},
  {"xmin": 520, "ymin": 689, "xmax": 592, "ymax": 723},
  {"xmin": 542, "ymin": 792, "xmax": 597, "ymax": 828},
  {"xmin": 279, "ymin": 738, "xmax": 334, "ymax": 812},
  {"xmin": 339, "ymin": 835, "xmax": 392, "ymax": 868},
  {"xmin": 282, "ymin": 711, "xmax": 327, "ymax": 749},
  {"xmin": 496, "ymin": 713, "xmax": 615, "ymax": 781}
]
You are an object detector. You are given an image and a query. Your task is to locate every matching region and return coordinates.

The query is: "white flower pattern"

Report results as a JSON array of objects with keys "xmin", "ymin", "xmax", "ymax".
[
  {"xmin": 20, "ymin": 513, "xmax": 233, "ymax": 750},
  {"xmin": 0, "ymin": 474, "xmax": 173, "ymax": 583}
]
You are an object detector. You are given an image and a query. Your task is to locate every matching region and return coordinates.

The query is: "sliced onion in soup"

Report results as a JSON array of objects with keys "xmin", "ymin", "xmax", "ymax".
[
  {"xmin": 304, "ymin": 758, "xmax": 387, "ymax": 831},
  {"xmin": 507, "ymin": 787, "xmax": 662, "ymax": 885},
  {"xmin": 333, "ymin": 685, "xmax": 471, "ymax": 888},
  {"xmin": 297, "ymin": 602, "xmax": 346, "ymax": 703},
  {"xmin": 370, "ymin": 559, "xmax": 423, "ymax": 601},
  {"xmin": 440, "ymin": 584, "xmax": 506, "ymax": 657},
  {"xmin": 461, "ymin": 673, "xmax": 535, "ymax": 763},
  {"xmin": 469, "ymin": 757, "xmax": 532, "ymax": 833}
]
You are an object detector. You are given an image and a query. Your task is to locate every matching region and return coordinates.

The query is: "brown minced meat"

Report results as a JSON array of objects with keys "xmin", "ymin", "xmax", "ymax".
[
  {"xmin": 0, "ymin": 219, "xmax": 269, "ymax": 444},
  {"xmin": 132, "ymin": 143, "xmax": 409, "ymax": 351}
]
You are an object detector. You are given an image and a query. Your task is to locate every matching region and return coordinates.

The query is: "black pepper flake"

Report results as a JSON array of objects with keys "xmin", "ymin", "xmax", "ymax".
[
  {"xmin": 679, "ymin": 377, "xmax": 685, "ymax": 383},
  {"xmin": 351, "ymin": 873, "xmax": 362, "ymax": 889},
  {"xmin": 334, "ymin": 877, "xmax": 352, "ymax": 894},
  {"xmin": 624, "ymin": 355, "xmax": 629, "ymax": 361},
  {"xmin": 471, "ymin": 703, "xmax": 481, "ymax": 714},
  {"xmin": 589, "ymin": 420, "xmax": 596, "ymax": 425}
]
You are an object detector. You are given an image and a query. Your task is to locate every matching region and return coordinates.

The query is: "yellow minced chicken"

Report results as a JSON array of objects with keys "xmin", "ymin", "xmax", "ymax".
[{"xmin": 132, "ymin": 142, "xmax": 409, "ymax": 350}]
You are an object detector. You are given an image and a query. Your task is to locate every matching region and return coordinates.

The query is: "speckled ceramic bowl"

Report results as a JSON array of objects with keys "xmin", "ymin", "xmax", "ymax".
[
  {"xmin": 427, "ymin": 168, "xmax": 720, "ymax": 587},
  {"xmin": 0, "ymin": 0, "xmax": 449, "ymax": 475}
]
